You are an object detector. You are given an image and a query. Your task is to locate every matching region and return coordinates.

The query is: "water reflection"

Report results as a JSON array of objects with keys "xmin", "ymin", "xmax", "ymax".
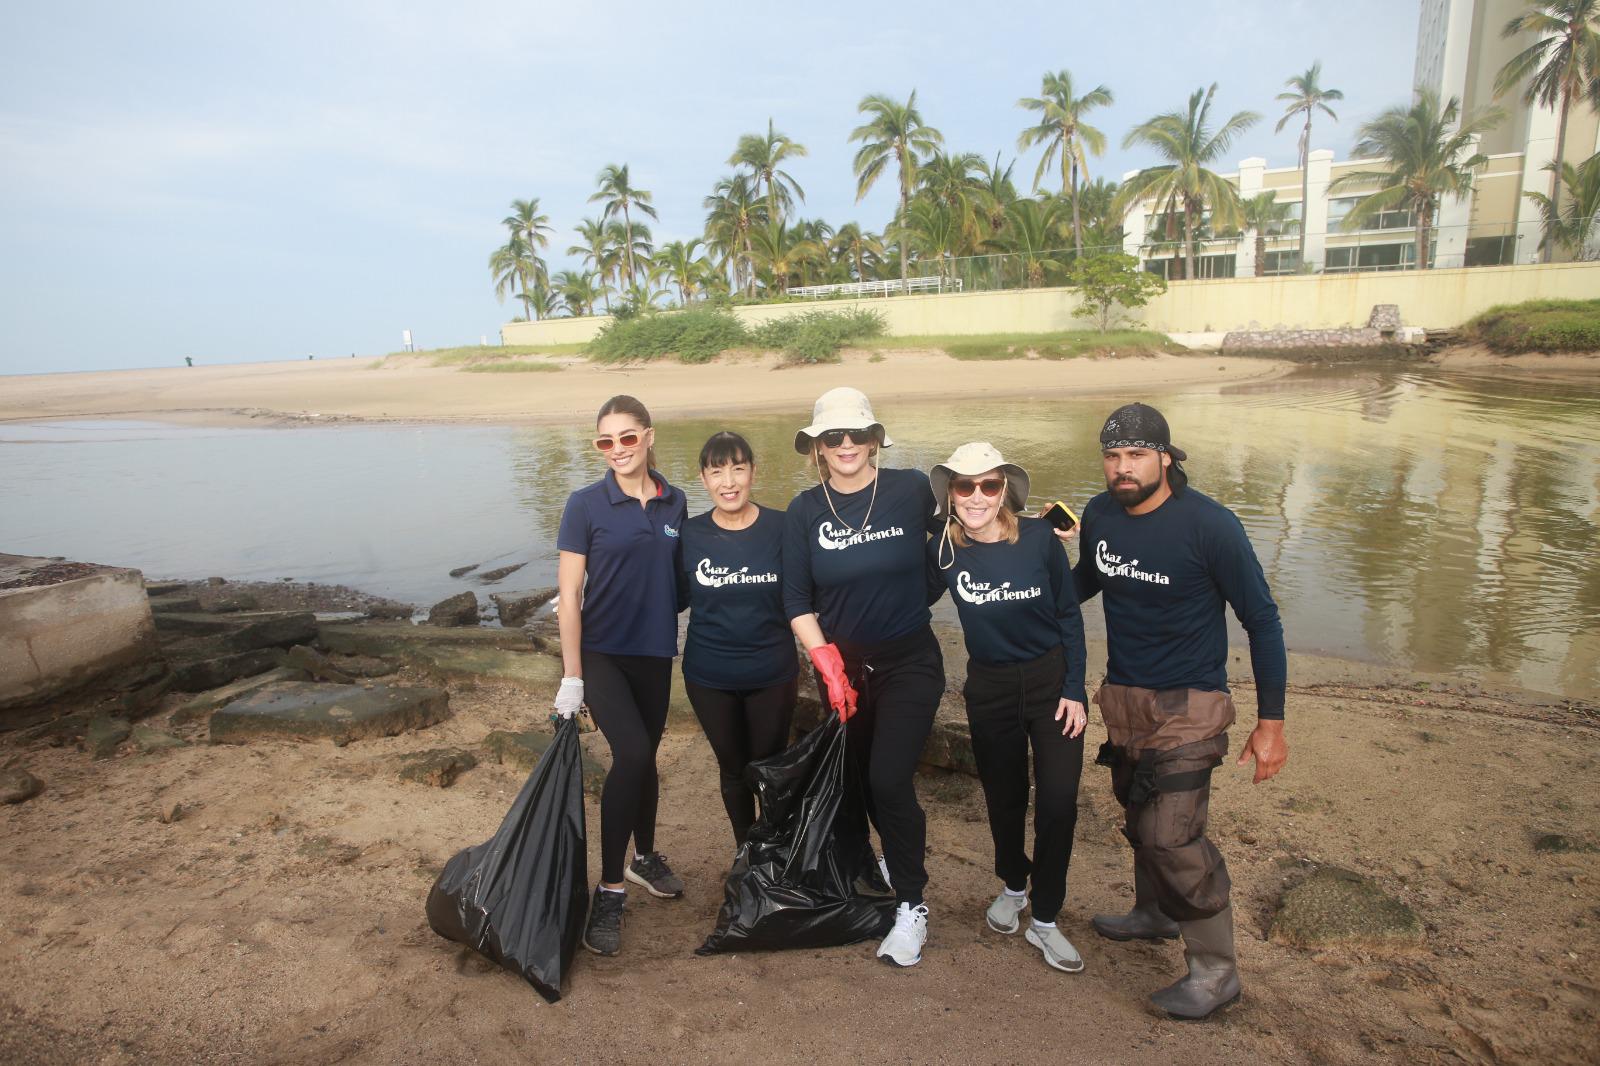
[{"xmin": 2, "ymin": 367, "xmax": 1596, "ymax": 698}]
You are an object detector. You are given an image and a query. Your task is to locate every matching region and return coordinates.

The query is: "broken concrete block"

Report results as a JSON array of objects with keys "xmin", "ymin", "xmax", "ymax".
[
  {"xmin": 492, "ymin": 587, "xmax": 558, "ymax": 627},
  {"xmin": 397, "ymin": 748, "xmax": 478, "ymax": 787},
  {"xmin": 169, "ymin": 649, "xmax": 281, "ymax": 693},
  {"xmin": 209, "ymin": 682, "xmax": 450, "ymax": 746},
  {"xmin": 426, "ymin": 592, "xmax": 479, "ymax": 627},
  {"xmin": 173, "ymin": 667, "xmax": 310, "ymax": 724}
]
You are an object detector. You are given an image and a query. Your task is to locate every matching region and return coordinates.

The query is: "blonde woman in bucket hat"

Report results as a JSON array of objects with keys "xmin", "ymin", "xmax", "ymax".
[
  {"xmin": 927, "ymin": 443, "xmax": 1090, "ymax": 974},
  {"xmin": 781, "ymin": 387, "xmax": 945, "ymax": 967}
]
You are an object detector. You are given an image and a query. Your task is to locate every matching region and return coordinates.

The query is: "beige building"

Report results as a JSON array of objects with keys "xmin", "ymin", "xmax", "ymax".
[{"xmin": 1123, "ymin": 0, "xmax": 1600, "ymax": 276}]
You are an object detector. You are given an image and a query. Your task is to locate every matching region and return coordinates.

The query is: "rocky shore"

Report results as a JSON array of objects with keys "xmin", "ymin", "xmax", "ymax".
[{"xmin": 1, "ymin": 574, "xmax": 1596, "ymax": 1064}]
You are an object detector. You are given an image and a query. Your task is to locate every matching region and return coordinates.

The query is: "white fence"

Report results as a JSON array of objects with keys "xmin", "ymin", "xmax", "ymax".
[{"xmin": 787, "ymin": 276, "xmax": 962, "ymax": 299}]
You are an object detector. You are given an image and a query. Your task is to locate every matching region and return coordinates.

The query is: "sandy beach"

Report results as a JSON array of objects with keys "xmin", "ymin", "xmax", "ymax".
[{"xmin": 0, "ymin": 349, "xmax": 1292, "ymax": 427}]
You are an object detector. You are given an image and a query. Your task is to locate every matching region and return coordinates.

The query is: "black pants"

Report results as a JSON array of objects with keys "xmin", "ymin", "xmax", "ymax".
[
  {"xmin": 685, "ymin": 675, "xmax": 800, "ymax": 847},
  {"xmin": 963, "ymin": 646, "xmax": 1084, "ymax": 924},
  {"xmin": 582, "ymin": 650, "xmax": 673, "ymax": 885},
  {"xmin": 829, "ymin": 626, "xmax": 946, "ymax": 907}
]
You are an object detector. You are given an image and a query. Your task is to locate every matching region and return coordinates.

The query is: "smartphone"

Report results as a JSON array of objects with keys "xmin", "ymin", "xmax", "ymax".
[{"xmin": 1040, "ymin": 501, "xmax": 1079, "ymax": 532}]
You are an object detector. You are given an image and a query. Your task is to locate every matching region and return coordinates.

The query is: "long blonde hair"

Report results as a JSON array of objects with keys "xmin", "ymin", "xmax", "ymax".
[{"xmin": 946, "ymin": 503, "xmax": 1020, "ymax": 548}]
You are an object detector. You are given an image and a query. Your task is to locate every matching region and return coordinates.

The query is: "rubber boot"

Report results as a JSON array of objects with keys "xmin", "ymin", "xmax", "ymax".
[
  {"xmin": 1091, "ymin": 865, "xmax": 1180, "ymax": 941},
  {"xmin": 1149, "ymin": 906, "xmax": 1241, "ymax": 1020}
]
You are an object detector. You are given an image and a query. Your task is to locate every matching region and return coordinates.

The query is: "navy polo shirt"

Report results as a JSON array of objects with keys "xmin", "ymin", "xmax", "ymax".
[
  {"xmin": 680, "ymin": 506, "xmax": 798, "ymax": 691},
  {"xmin": 556, "ymin": 470, "xmax": 687, "ymax": 659}
]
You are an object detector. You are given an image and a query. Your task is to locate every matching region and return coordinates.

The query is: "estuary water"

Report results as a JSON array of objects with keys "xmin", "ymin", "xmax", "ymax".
[{"xmin": 2, "ymin": 365, "xmax": 1597, "ymax": 698}]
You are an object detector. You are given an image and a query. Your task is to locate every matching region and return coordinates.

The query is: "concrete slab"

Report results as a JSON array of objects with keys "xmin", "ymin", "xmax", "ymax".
[
  {"xmin": 209, "ymin": 682, "xmax": 450, "ymax": 745},
  {"xmin": 1, "ymin": 554, "xmax": 159, "ymax": 713},
  {"xmin": 317, "ymin": 622, "xmax": 531, "ymax": 657},
  {"xmin": 407, "ymin": 645, "xmax": 562, "ymax": 692},
  {"xmin": 174, "ymin": 667, "xmax": 309, "ymax": 724},
  {"xmin": 170, "ymin": 649, "xmax": 282, "ymax": 693}
]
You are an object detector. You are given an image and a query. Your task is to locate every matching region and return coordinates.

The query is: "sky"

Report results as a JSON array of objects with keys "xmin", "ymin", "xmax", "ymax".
[{"xmin": 0, "ymin": 1, "xmax": 1420, "ymax": 375}]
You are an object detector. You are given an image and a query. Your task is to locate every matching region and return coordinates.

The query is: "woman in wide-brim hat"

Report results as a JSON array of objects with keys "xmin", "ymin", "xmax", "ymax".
[
  {"xmin": 781, "ymin": 386, "xmax": 945, "ymax": 968},
  {"xmin": 928, "ymin": 442, "xmax": 1090, "ymax": 975}
]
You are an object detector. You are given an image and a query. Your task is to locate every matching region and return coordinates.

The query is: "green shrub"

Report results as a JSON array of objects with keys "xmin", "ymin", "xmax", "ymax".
[
  {"xmin": 750, "ymin": 309, "xmax": 886, "ymax": 364},
  {"xmin": 460, "ymin": 360, "xmax": 564, "ymax": 373},
  {"xmin": 588, "ymin": 307, "xmax": 750, "ymax": 364},
  {"xmin": 1465, "ymin": 298, "xmax": 1600, "ymax": 353}
]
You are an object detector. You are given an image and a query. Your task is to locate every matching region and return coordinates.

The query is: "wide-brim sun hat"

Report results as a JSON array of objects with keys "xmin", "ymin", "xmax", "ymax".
[
  {"xmin": 930, "ymin": 442, "xmax": 1030, "ymax": 517},
  {"xmin": 793, "ymin": 386, "xmax": 894, "ymax": 455}
]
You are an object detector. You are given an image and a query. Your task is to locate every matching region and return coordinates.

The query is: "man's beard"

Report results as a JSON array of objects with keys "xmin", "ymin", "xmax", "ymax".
[{"xmin": 1108, "ymin": 474, "xmax": 1160, "ymax": 507}]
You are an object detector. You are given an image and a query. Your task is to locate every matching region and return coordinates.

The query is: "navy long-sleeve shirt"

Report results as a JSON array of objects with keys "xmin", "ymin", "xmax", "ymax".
[
  {"xmin": 930, "ymin": 517, "xmax": 1088, "ymax": 704},
  {"xmin": 680, "ymin": 506, "xmax": 798, "ymax": 690},
  {"xmin": 783, "ymin": 468, "xmax": 939, "ymax": 645},
  {"xmin": 1073, "ymin": 488, "xmax": 1287, "ymax": 718}
]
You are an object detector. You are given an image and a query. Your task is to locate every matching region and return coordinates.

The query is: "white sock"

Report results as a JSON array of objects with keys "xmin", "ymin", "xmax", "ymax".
[
  {"xmin": 1032, "ymin": 918, "xmax": 1056, "ymax": 929},
  {"xmin": 600, "ymin": 885, "xmax": 625, "ymax": 895},
  {"xmin": 1003, "ymin": 887, "xmax": 1027, "ymax": 898}
]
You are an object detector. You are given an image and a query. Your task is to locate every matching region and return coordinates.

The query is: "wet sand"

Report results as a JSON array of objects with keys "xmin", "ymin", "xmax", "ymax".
[{"xmin": 0, "ymin": 349, "xmax": 1291, "ymax": 428}]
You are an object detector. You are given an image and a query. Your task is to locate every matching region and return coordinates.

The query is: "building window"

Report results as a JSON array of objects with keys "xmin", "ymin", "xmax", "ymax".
[
  {"xmin": 1263, "ymin": 250, "xmax": 1300, "ymax": 275},
  {"xmin": 1264, "ymin": 201, "xmax": 1302, "ymax": 237},
  {"xmin": 1465, "ymin": 235, "xmax": 1516, "ymax": 266},
  {"xmin": 1142, "ymin": 253, "xmax": 1238, "ymax": 279},
  {"xmin": 1328, "ymin": 195, "xmax": 1430, "ymax": 233},
  {"xmin": 1325, "ymin": 243, "xmax": 1422, "ymax": 272}
]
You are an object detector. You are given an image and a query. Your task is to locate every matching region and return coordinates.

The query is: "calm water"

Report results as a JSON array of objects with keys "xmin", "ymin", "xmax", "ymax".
[{"xmin": 3, "ymin": 366, "xmax": 1597, "ymax": 698}]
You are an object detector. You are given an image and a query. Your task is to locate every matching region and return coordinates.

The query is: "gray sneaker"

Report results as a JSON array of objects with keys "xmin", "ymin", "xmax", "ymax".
[
  {"xmin": 985, "ymin": 891, "xmax": 1028, "ymax": 934},
  {"xmin": 1024, "ymin": 923, "xmax": 1085, "ymax": 973},
  {"xmin": 626, "ymin": 852, "xmax": 684, "ymax": 899},
  {"xmin": 583, "ymin": 888, "xmax": 625, "ymax": 956}
]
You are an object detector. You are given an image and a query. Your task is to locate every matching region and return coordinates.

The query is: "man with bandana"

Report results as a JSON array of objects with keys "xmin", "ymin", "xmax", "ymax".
[{"xmin": 1073, "ymin": 402, "xmax": 1288, "ymax": 1020}]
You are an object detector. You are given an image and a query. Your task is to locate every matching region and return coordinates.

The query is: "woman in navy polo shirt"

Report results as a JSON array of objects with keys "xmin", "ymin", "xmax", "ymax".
[
  {"xmin": 783, "ymin": 386, "xmax": 945, "ymax": 968},
  {"xmin": 680, "ymin": 431, "xmax": 798, "ymax": 851},
  {"xmin": 554, "ymin": 394, "xmax": 688, "ymax": 958},
  {"xmin": 928, "ymin": 442, "xmax": 1088, "ymax": 976}
]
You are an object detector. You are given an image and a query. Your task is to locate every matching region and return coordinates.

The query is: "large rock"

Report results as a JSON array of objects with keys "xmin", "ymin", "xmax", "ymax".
[
  {"xmin": 333, "ymin": 654, "xmax": 398, "ymax": 678},
  {"xmin": 1270, "ymin": 866, "xmax": 1424, "ymax": 949},
  {"xmin": 210, "ymin": 682, "xmax": 450, "ymax": 745},
  {"xmin": 283, "ymin": 645, "xmax": 354, "ymax": 684},
  {"xmin": 173, "ymin": 666, "xmax": 309, "ymax": 724},
  {"xmin": 492, "ymin": 587, "xmax": 557, "ymax": 627},
  {"xmin": 86, "ymin": 715, "xmax": 132, "ymax": 759},
  {"xmin": 223, "ymin": 613, "xmax": 318, "ymax": 652},
  {"xmin": 397, "ymin": 748, "xmax": 478, "ymax": 787},
  {"xmin": 317, "ymin": 621, "xmax": 530, "ymax": 658},
  {"xmin": 169, "ymin": 649, "xmax": 281, "ymax": 693},
  {"xmin": 409, "ymin": 645, "xmax": 562, "ymax": 692},
  {"xmin": 477, "ymin": 563, "xmax": 526, "ymax": 583},
  {"xmin": 0, "ymin": 768, "xmax": 44, "ymax": 803},
  {"xmin": 481, "ymin": 728, "xmax": 605, "ymax": 794},
  {"xmin": 426, "ymin": 592, "xmax": 479, "ymax": 627}
]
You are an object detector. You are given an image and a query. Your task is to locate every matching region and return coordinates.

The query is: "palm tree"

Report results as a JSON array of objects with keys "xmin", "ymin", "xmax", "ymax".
[
  {"xmin": 916, "ymin": 150, "xmax": 987, "ymax": 254},
  {"xmin": 1238, "ymin": 192, "xmax": 1297, "ymax": 276},
  {"xmin": 896, "ymin": 200, "xmax": 963, "ymax": 284},
  {"xmin": 1525, "ymin": 152, "xmax": 1600, "ymax": 257},
  {"xmin": 656, "ymin": 239, "xmax": 712, "ymax": 305},
  {"xmin": 1494, "ymin": 0, "xmax": 1600, "ymax": 259},
  {"xmin": 703, "ymin": 174, "xmax": 765, "ymax": 297},
  {"xmin": 1017, "ymin": 70, "xmax": 1114, "ymax": 258},
  {"xmin": 974, "ymin": 153, "xmax": 1020, "ymax": 238},
  {"xmin": 998, "ymin": 198, "xmax": 1069, "ymax": 287},
  {"xmin": 1330, "ymin": 89, "xmax": 1504, "ymax": 270},
  {"xmin": 552, "ymin": 270, "xmax": 604, "ymax": 317},
  {"xmin": 829, "ymin": 222, "xmax": 885, "ymax": 281},
  {"xmin": 589, "ymin": 164, "xmax": 658, "ymax": 286},
  {"xmin": 1275, "ymin": 63, "xmax": 1343, "ymax": 270},
  {"xmin": 607, "ymin": 220, "xmax": 653, "ymax": 292},
  {"xmin": 568, "ymin": 218, "xmax": 616, "ymax": 312},
  {"xmin": 1074, "ymin": 177, "xmax": 1123, "ymax": 253},
  {"xmin": 1114, "ymin": 84, "xmax": 1261, "ymax": 282},
  {"xmin": 748, "ymin": 219, "xmax": 818, "ymax": 294},
  {"xmin": 790, "ymin": 218, "xmax": 836, "ymax": 286},
  {"xmin": 502, "ymin": 198, "xmax": 553, "ymax": 258},
  {"xmin": 729, "ymin": 119, "xmax": 808, "ymax": 222},
  {"xmin": 849, "ymin": 91, "xmax": 944, "ymax": 288},
  {"xmin": 489, "ymin": 237, "xmax": 537, "ymax": 316}
]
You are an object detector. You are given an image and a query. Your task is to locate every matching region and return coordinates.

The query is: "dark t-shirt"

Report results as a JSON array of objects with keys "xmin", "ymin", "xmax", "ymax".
[
  {"xmin": 556, "ymin": 470, "xmax": 686, "ymax": 660},
  {"xmin": 931, "ymin": 517, "xmax": 1087, "ymax": 703},
  {"xmin": 782, "ymin": 468, "xmax": 939, "ymax": 645},
  {"xmin": 680, "ymin": 506, "xmax": 798, "ymax": 690},
  {"xmin": 1073, "ymin": 487, "xmax": 1287, "ymax": 718}
]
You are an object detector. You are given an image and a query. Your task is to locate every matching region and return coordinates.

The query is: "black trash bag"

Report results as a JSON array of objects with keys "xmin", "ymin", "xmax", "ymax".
[
  {"xmin": 426, "ymin": 715, "xmax": 587, "ymax": 1002},
  {"xmin": 697, "ymin": 711, "xmax": 896, "ymax": 954}
]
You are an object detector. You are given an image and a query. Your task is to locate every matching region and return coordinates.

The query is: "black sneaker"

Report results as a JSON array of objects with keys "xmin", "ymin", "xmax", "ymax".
[
  {"xmin": 583, "ymin": 888, "xmax": 624, "ymax": 956},
  {"xmin": 625, "ymin": 852, "xmax": 684, "ymax": 899}
]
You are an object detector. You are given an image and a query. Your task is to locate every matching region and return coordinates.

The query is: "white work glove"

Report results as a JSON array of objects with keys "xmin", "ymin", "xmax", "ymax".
[{"xmin": 553, "ymin": 676, "xmax": 584, "ymax": 719}]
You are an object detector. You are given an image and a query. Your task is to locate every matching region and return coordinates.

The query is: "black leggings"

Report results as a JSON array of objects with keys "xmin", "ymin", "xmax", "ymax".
[
  {"xmin": 963, "ymin": 646, "xmax": 1084, "ymax": 923},
  {"xmin": 831, "ymin": 625, "xmax": 946, "ymax": 907},
  {"xmin": 685, "ymin": 676, "xmax": 800, "ymax": 847},
  {"xmin": 582, "ymin": 650, "xmax": 673, "ymax": 884}
]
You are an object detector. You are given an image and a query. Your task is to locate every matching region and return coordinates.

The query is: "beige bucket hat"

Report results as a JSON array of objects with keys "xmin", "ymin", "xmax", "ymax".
[
  {"xmin": 930, "ymin": 442, "xmax": 1030, "ymax": 517},
  {"xmin": 793, "ymin": 386, "xmax": 894, "ymax": 455}
]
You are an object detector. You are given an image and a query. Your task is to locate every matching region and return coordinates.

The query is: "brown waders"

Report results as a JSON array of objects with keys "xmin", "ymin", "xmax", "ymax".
[{"xmin": 1091, "ymin": 684, "xmax": 1240, "ymax": 1019}]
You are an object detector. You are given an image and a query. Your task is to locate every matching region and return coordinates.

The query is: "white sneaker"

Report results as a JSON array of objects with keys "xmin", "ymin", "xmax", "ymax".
[
  {"xmin": 876, "ymin": 902, "xmax": 929, "ymax": 967},
  {"xmin": 986, "ymin": 891, "xmax": 1028, "ymax": 934},
  {"xmin": 1024, "ymin": 922, "xmax": 1085, "ymax": 973}
]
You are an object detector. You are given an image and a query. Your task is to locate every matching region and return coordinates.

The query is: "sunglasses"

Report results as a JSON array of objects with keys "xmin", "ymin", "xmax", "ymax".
[
  {"xmin": 951, "ymin": 476, "xmax": 1005, "ymax": 499},
  {"xmin": 818, "ymin": 428, "xmax": 874, "ymax": 449},
  {"xmin": 593, "ymin": 430, "xmax": 645, "ymax": 452}
]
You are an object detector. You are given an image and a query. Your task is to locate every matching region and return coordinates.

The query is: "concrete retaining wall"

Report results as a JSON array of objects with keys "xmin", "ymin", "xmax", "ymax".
[
  {"xmin": 499, "ymin": 260, "xmax": 1600, "ymax": 347},
  {"xmin": 0, "ymin": 555, "xmax": 158, "ymax": 710}
]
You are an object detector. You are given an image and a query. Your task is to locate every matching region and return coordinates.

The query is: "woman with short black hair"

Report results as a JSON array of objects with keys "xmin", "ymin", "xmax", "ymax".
[{"xmin": 680, "ymin": 431, "xmax": 798, "ymax": 851}]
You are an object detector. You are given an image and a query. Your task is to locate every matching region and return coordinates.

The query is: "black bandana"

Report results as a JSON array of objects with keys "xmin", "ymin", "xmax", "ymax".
[{"xmin": 1099, "ymin": 403, "xmax": 1187, "ymax": 462}]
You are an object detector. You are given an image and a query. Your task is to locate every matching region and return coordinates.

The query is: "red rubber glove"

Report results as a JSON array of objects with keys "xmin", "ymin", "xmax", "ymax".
[{"xmin": 809, "ymin": 644, "xmax": 858, "ymax": 722}]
